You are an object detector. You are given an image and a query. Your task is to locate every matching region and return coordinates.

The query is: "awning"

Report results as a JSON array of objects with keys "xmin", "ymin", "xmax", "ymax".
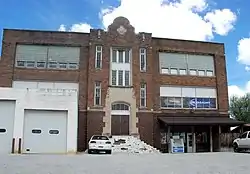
[{"xmin": 158, "ymin": 116, "xmax": 244, "ymax": 126}]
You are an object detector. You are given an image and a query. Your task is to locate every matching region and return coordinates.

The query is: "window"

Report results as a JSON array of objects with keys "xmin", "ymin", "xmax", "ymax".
[
  {"xmin": 240, "ymin": 132, "xmax": 247, "ymax": 139},
  {"xmin": 206, "ymin": 70, "xmax": 213, "ymax": 76},
  {"xmin": 92, "ymin": 135, "xmax": 109, "ymax": 140},
  {"xmin": 118, "ymin": 70, "xmax": 123, "ymax": 86},
  {"xmin": 248, "ymin": 132, "xmax": 250, "ymax": 138},
  {"xmin": 32, "ymin": 129, "xmax": 42, "ymax": 134},
  {"xmin": 170, "ymin": 68, "xmax": 178, "ymax": 75},
  {"xmin": 159, "ymin": 52, "xmax": 215, "ymax": 77},
  {"xmin": 49, "ymin": 130, "xmax": 59, "ymax": 134},
  {"xmin": 94, "ymin": 81, "xmax": 101, "ymax": 106},
  {"xmin": 112, "ymin": 49, "xmax": 117, "ymax": 62},
  {"xmin": 179, "ymin": 69, "xmax": 187, "ymax": 75},
  {"xmin": 198, "ymin": 70, "xmax": 205, "ymax": 76},
  {"xmin": 59, "ymin": 62, "xmax": 67, "ymax": 69},
  {"xmin": 118, "ymin": 50, "xmax": 124, "ymax": 63},
  {"xmin": 125, "ymin": 50, "xmax": 130, "ymax": 63},
  {"xmin": 111, "ymin": 70, "xmax": 117, "ymax": 86},
  {"xmin": 36, "ymin": 61, "xmax": 46, "ymax": 68},
  {"xmin": 111, "ymin": 70, "xmax": 131, "ymax": 86},
  {"xmin": 112, "ymin": 48, "xmax": 130, "ymax": 63},
  {"xmin": 161, "ymin": 97, "xmax": 182, "ymax": 108},
  {"xmin": 15, "ymin": 45, "xmax": 80, "ymax": 70},
  {"xmin": 26, "ymin": 61, "xmax": 35, "ymax": 68},
  {"xmin": 160, "ymin": 87, "xmax": 217, "ymax": 109},
  {"xmin": 0, "ymin": 128, "xmax": 6, "ymax": 133},
  {"xmin": 112, "ymin": 103, "xmax": 129, "ymax": 110},
  {"xmin": 161, "ymin": 68, "xmax": 169, "ymax": 74},
  {"xmin": 48, "ymin": 61, "xmax": 57, "ymax": 69},
  {"xmin": 189, "ymin": 69, "xmax": 197, "ymax": 75},
  {"xmin": 95, "ymin": 46, "xmax": 102, "ymax": 69},
  {"xmin": 68, "ymin": 63, "xmax": 78, "ymax": 69},
  {"xmin": 125, "ymin": 71, "xmax": 130, "ymax": 86},
  {"xmin": 140, "ymin": 83, "xmax": 146, "ymax": 107},
  {"xmin": 16, "ymin": 60, "xmax": 25, "ymax": 67},
  {"xmin": 140, "ymin": 48, "xmax": 147, "ymax": 72}
]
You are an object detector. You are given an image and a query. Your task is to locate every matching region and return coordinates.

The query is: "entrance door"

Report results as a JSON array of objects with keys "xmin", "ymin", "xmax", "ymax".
[
  {"xmin": 111, "ymin": 103, "xmax": 130, "ymax": 135},
  {"xmin": 187, "ymin": 133, "xmax": 193, "ymax": 153},
  {"xmin": 111, "ymin": 115, "xmax": 129, "ymax": 135}
]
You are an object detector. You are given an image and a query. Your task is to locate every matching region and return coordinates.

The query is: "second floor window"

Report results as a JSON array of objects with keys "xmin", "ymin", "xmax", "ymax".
[
  {"xmin": 140, "ymin": 48, "xmax": 147, "ymax": 72},
  {"xmin": 95, "ymin": 46, "xmax": 102, "ymax": 69},
  {"xmin": 94, "ymin": 81, "xmax": 101, "ymax": 106},
  {"xmin": 111, "ymin": 70, "xmax": 130, "ymax": 87},
  {"xmin": 15, "ymin": 44, "xmax": 80, "ymax": 70}
]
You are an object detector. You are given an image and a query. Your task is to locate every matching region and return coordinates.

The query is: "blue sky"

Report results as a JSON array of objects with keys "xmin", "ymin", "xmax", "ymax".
[{"xmin": 0, "ymin": 0, "xmax": 250, "ymax": 97}]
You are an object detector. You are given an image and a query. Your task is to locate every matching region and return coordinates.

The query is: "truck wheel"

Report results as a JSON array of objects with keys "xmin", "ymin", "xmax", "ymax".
[
  {"xmin": 88, "ymin": 149, "xmax": 92, "ymax": 154},
  {"xmin": 233, "ymin": 143, "xmax": 240, "ymax": 153}
]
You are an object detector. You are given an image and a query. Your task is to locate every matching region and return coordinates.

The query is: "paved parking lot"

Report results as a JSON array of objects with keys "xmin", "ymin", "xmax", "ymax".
[{"xmin": 0, "ymin": 152, "xmax": 249, "ymax": 174}]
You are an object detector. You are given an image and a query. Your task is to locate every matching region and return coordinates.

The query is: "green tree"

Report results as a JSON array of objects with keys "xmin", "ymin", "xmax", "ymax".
[{"xmin": 230, "ymin": 93, "xmax": 250, "ymax": 123}]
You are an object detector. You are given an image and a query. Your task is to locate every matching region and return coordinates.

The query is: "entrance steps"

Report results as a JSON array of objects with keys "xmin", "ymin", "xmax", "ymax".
[{"xmin": 110, "ymin": 136, "xmax": 160, "ymax": 154}]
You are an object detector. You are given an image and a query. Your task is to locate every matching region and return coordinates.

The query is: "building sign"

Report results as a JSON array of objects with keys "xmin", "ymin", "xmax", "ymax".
[
  {"xmin": 183, "ymin": 97, "xmax": 216, "ymax": 109},
  {"xmin": 161, "ymin": 97, "xmax": 216, "ymax": 109},
  {"xmin": 37, "ymin": 88, "xmax": 78, "ymax": 96}
]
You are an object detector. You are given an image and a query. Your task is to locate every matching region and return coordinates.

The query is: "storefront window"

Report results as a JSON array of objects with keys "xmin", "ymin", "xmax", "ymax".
[{"xmin": 160, "ymin": 97, "xmax": 182, "ymax": 108}]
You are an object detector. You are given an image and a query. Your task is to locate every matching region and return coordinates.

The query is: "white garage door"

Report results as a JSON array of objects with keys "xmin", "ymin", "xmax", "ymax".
[
  {"xmin": 23, "ymin": 110, "xmax": 67, "ymax": 154},
  {"xmin": 0, "ymin": 101, "xmax": 15, "ymax": 154}
]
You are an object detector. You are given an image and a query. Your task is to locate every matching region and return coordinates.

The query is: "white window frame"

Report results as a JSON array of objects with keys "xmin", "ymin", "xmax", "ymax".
[
  {"xmin": 161, "ymin": 68, "xmax": 169, "ymax": 74},
  {"xmin": 206, "ymin": 70, "xmax": 214, "ymax": 76},
  {"xmin": 140, "ymin": 48, "xmax": 147, "ymax": 72},
  {"xmin": 198, "ymin": 70, "xmax": 205, "ymax": 76},
  {"xmin": 189, "ymin": 69, "xmax": 197, "ymax": 76},
  {"xmin": 140, "ymin": 83, "xmax": 147, "ymax": 107},
  {"xmin": 170, "ymin": 68, "xmax": 178, "ymax": 75},
  {"xmin": 94, "ymin": 81, "xmax": 101, "ymax": 106},
  {"xmin": 111, "ymin": 70, "xmax": 131, "ymax": 87},
  {"xmin": 95, "ymin": 46, "xmax": 102, "ymax": 69},
  {"xmin": 179, "ymin": 69, "xmax": 187, "ymax": 75}
]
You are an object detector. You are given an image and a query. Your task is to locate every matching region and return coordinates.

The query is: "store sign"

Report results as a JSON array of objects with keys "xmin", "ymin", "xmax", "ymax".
[
  {"xmin": 161, "ymin": 96, "xmax": 216, "ymax": 109},
  {"xmin": 184, "ymin": 97, "xmax": 216, "ymax": 109}
]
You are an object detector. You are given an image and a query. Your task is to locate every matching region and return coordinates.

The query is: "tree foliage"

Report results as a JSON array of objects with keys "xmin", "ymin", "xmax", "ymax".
[{"xmin": 230, "ymin": 93, "xmax": 250, "ymax": 123}]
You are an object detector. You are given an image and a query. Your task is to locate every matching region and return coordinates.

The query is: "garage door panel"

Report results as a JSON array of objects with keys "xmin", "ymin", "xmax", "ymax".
[
  {"xmin": 23, "ymin": 110, "xmax": 67, "ymax": 154},
  {"xmin": 0, "ymin": 101, "xmax": 15, "ymax": 154}
]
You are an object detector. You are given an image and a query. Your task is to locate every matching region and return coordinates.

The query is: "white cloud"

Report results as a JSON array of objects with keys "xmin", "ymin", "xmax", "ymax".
[
  {"xmin": 204, "ymin": 9, "xmax": 237, "ymax": 35},
  {"xmin": 57, "ymin": 23, "xmax": 92, "ymax": 32},
  {"xmin": 245, "ymin": 66, "xmax": 250, "ymax": 72},
  {"xmin": 58, "ymin": 24, "xmax": 66, "ymax": 31},
  {"xmin": 98, "ymin": 0, "xmax": 237, "ymax": 41},
  {"xmin": 237, "ymin": 37, "xmax": 250, "ymax": 66},
  {"xmin": 228, "ymin": 81, "xmax": 250, "ymax": 98},
  {"xmin": 70, "ymin": 23, "xmax": 92, "ymax": 32}
]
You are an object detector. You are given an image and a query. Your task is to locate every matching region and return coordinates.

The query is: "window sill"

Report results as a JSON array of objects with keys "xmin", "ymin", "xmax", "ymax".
[
  {"xmin": 15, "ymin": 67, "xmax": 79, "ymax": 71},
  {"xmin": 91, "ymin": 105, "xmax": 103, "ymax": 109},
  {"xmin": 108, "ymin": 85, "xmax": 133, "ymax": 88},
  {"xmin": 159, "ymin": 74, "xmax": 216, "ymax": 78}
]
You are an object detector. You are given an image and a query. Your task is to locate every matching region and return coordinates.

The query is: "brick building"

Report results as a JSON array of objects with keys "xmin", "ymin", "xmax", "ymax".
[{"xmin": 0, "ymin": 16, "xmax": 243, "ymax": 154}]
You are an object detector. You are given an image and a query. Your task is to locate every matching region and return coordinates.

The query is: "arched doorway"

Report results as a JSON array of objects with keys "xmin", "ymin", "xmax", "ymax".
[{"xmin": 111, "ymin": 102, "xmax": 130, "ymax": 135}]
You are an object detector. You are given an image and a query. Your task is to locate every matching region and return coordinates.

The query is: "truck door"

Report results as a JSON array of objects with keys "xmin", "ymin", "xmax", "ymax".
[
  {"xmin": 238, "ymin": 132, "xmax": 248, "ymax": 148},
  {"xmin": 247, "ymin": 132, "xmax": 250, "ymax": 148}
]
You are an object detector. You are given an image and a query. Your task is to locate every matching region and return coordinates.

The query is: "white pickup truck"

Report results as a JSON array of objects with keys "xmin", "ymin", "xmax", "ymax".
[{"xmin": 233, "ymin": 131, "xmax": 250, "ymax": 152}]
